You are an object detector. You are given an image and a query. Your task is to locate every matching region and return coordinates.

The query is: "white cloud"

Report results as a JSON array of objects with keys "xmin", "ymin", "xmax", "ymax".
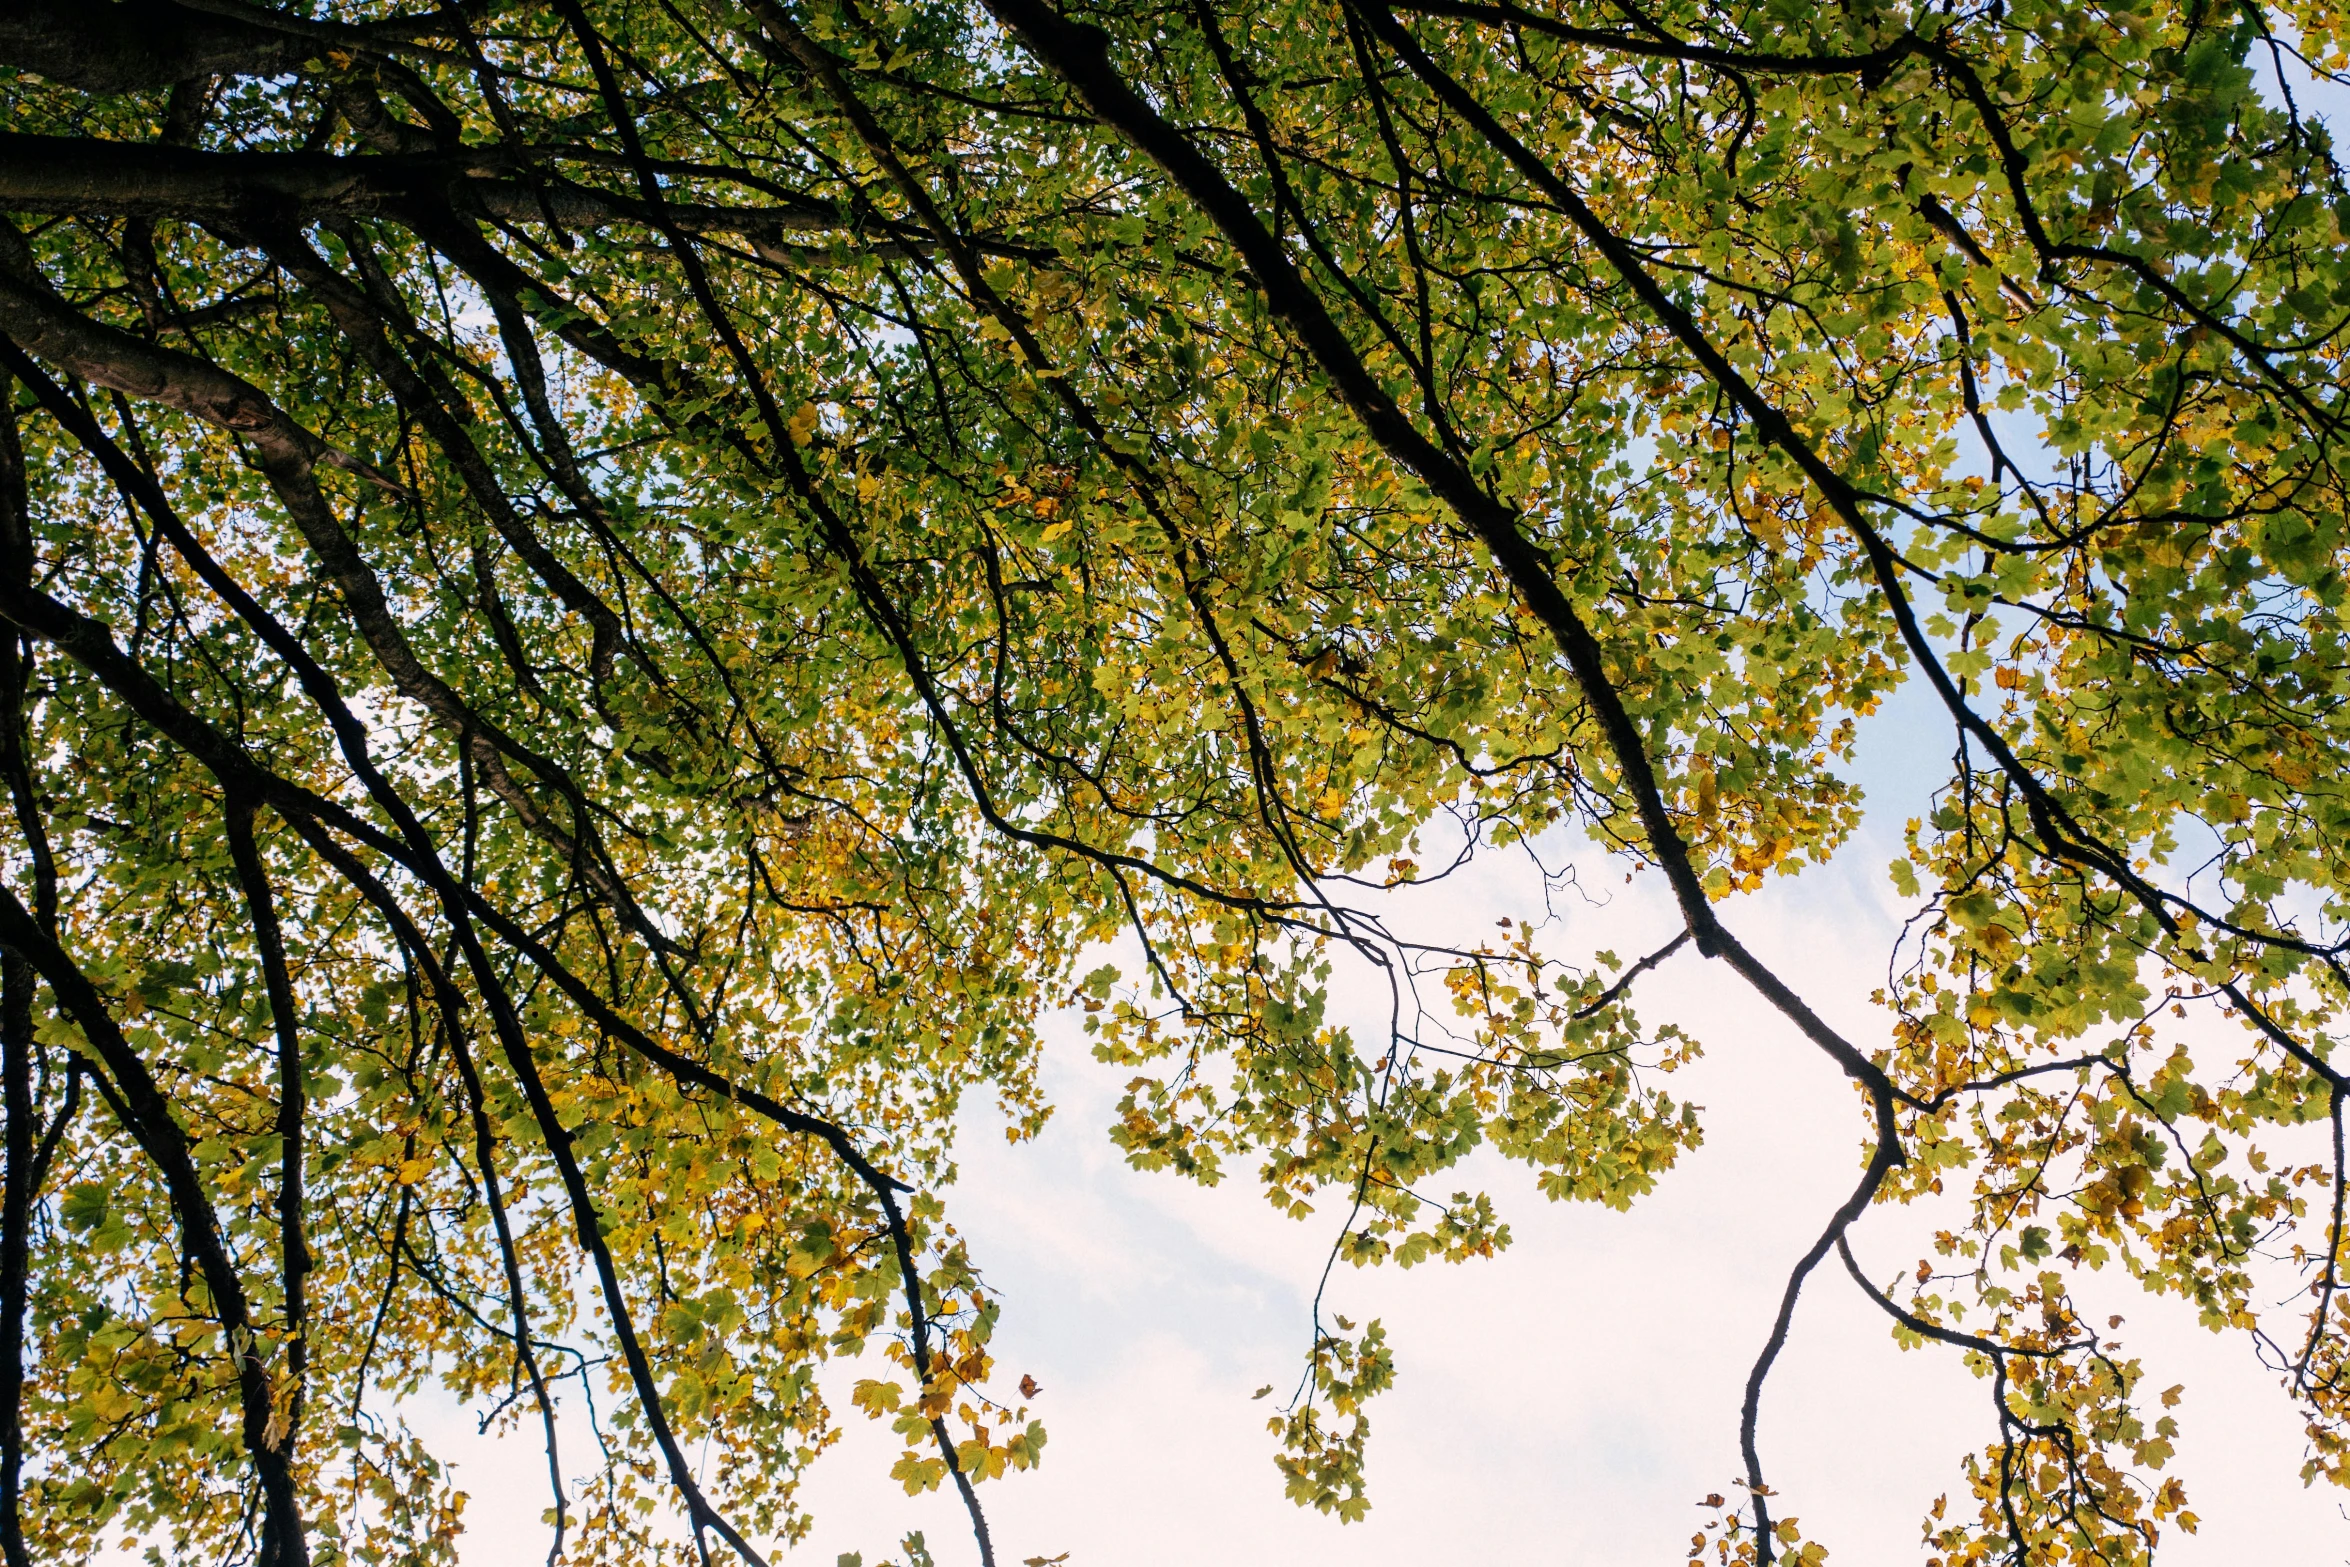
[{"xmin": 426, "ymin": 688, "xmax": 2350, "ymax": 1565}]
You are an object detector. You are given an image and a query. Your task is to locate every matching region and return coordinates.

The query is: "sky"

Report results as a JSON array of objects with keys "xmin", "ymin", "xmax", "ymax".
[
  {"xmin": 389, "ymin": 32, "xmax": 2350, "ymax": 1567},
  {"xmin": 409, "ymin": 673, "xmax": 2350, "ymax": 1567}
]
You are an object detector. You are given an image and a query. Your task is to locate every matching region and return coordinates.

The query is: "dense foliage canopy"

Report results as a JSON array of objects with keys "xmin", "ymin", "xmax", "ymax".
[{"xmin": 2, "ymin": 0, "xmax": 2348, "ymax": 1561}]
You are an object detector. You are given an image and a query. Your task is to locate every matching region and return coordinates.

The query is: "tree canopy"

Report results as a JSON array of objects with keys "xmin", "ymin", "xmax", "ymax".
[{"xmin": 1, "ymin": 0, "xmax": 2348, "ymax": 1561}]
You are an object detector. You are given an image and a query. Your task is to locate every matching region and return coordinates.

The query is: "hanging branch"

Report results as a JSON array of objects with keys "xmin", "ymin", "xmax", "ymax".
[{"xmin": 0, "ymin": 886, "xmax": 310, "ymax": 1567}]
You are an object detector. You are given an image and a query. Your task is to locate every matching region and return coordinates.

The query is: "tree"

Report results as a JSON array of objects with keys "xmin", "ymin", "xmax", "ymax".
[{"xmin": 0, "ymin": 0, "xmax": 2344, "ymax": 1560}]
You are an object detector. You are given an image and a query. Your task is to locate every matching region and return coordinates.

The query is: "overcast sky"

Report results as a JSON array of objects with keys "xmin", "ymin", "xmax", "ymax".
[
  {"xmin": 406, "ymin": 670, "xmax": 2350, "ymax": 1567},
  {"xmin": 393, "ymin": 42, "xmax": 2350, "ymax": 1566}
]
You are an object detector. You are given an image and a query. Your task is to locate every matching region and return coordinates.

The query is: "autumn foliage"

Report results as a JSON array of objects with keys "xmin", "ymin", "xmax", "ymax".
[{"xmin": 0, "ymin": 0, "xmax": 2347, "ymax": 1563}]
